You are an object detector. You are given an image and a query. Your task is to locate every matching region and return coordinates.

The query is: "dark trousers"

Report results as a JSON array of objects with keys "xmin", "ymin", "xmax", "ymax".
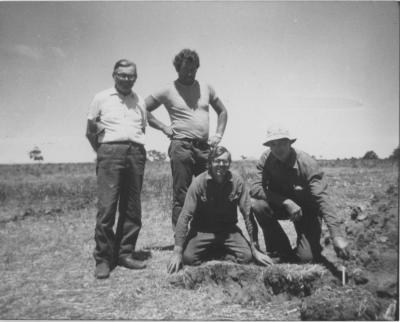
[
  {"xmin": 168, "ymin": 139, "xmax": 210, "ymax": 229},
  {"xmin": 252, "ymin": 198, "xmax": 322, "ymax": 263},
  {"xmin": 182, "ymin": 229, "xmax": 253, "ymax": 265},
  {"xmin": 94, "ymin": 142, "xmax": 146, "ymax": 266}
]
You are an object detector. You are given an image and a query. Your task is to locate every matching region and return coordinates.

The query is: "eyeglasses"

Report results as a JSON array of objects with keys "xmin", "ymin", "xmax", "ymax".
[
  {"xmin": 115, "ymin": 73, "xmax": 136, "ymax": 81},
  {"xmin": 212, "ymin": 159, "xmax": 230, "ymax": 166}
]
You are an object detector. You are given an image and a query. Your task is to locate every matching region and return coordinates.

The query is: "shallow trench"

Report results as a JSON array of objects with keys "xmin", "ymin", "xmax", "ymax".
[{"xmin": 167, "ymin": 261, "xmax": 391, "ymax": 320}]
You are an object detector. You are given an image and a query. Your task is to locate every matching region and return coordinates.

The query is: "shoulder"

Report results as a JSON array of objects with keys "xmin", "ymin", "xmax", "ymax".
[
  {"xmin": 151, "ymin": 82, "xmax": 176, "ymax": 97},
  {"xmin": 94, "ymin": 87, "xmax": 114, "ymax": 99},
  {"xmin": 133, "ymin": 91, "xmax": 145, "ymax": 106},
  {"xmin": 92, "ymin": 87, "xmax": 115, "ymax": 104},
  {"xmin": 200, "ymin": 81, "xmax": 217, "ymax": 94},
  {"xmin": 190, "ymin": 171, "xmax": 208, "ymax": 190},
  {"xmin": 295, "ymin": 149, "xmax": 317, "ymax": 165},
  {"xmin": 294, "ymin": 149, "xmax": 321, "ymax": 174},
  {"xmin": 229, "ymin": 170, "xmax": 246, "ymax": 187},
  {"xmin": 258, "ymin": 149, "xmax": 272, "ymax": 164}
]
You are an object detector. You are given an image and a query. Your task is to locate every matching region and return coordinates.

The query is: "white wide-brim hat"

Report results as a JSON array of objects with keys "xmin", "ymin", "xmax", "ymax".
[{"xmin": 263, "ymin": 125, "xmax": 297, "ymax": 146}]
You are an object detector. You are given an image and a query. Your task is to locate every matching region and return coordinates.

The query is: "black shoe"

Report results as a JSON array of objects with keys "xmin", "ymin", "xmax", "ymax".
[
  {"xmin": 118, "ymin": 256, "xmax": 147, "ymax": 270},
  {"xmin": 95, "ymin": 262, "xmax": 110, "ymax": 279}
]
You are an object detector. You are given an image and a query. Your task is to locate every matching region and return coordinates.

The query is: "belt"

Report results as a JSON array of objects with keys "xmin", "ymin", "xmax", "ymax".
[
  {"xmin": 174, "ymin": 137, "xmax": 209, "ymax": 148},
  {"xmin": 101, "ymin": 141, "xmax": 142, "ymax": 146}
]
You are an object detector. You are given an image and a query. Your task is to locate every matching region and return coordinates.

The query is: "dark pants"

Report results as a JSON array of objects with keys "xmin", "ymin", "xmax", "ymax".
[
  {"xmin": 182, "ymin": 229, "xmax": 253, "ymax": 265},
  {"xmin": 252, "ymin": 198, "xmax": 322, "ymax": 263},
  {"xmin": 168, "ymin": 139, "xmax": 210, "ymax": 230},
  {"xmin": 94, "ymin": 142, "xmax": 146, "ymax": 266}
]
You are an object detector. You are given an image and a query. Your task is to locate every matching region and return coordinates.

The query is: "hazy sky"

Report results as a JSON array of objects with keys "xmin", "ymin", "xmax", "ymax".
[{"xmin": 0, "ymin": 1, "xmax": 398, "ymax": 163}]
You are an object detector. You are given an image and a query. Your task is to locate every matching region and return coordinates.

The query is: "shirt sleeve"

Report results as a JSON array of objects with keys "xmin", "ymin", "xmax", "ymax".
[
  {"xmin": 174, "ymin": 180, "xmax": 199, "ymax": 247},
  {"xmin": 150, "ymin": 87, "xmax": 166, "ymax": 104},
  {"xmin": 303, "ymin": 158, "xmax": 342, "ymax": 238},
  {"xmin": 87, "ymin": 95, "xmax": 100, "ymax": 120},
  {"xmin": 250, "ymin": 152, "xmax": 268, "ymax": 200},
  {"xmin": 237, "ymin": 177, "xmax": 255, "ymax": 244},
  {"xmin": 137, "ymin": 94, "xmax": 147, "ymax": 131}
]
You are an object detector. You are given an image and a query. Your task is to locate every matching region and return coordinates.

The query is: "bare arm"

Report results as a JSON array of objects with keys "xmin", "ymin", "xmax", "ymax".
[
  {"xmin": 86, "ymin": 119, "xmax": 101, "ymax": 152},
  {"xmin": 145, "ymin": 96, "xmax": 173, "ymax": 138},
  {"xmin": 209, "ymin": 98, "xmax": 228, "ymax": 146}
]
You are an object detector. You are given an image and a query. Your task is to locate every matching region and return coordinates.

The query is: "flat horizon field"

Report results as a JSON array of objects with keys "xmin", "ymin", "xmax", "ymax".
[{"xmin": 0, "ymin": 159, "xmax": 398, "ymax": 320}]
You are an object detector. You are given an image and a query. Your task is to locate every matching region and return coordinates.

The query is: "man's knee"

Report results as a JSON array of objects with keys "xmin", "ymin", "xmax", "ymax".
[
  {"xmin": 182, "ymin": 251, "xmax": 201, "ymax": 266},
  {"xmin": 296, "ymin": 244, "xmax": 322, "ymax": 263},
  {"xmin": 236, "ymin": 249, "xmax": 253, "ymax": 264},
  {"xmin": 251, "ymin": 198, "xmax": 273, "ymax": 218}
]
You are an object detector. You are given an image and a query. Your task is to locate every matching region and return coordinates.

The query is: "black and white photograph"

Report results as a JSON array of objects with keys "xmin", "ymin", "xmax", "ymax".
[{"xmin": 0, "ymin": 1, "xmax": 398, "ymax": 320}]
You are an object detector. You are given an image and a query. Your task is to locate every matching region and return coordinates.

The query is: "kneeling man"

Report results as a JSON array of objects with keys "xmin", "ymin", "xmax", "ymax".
[
  {"xmin": 250, "ymin": 125, "xmax": 349, "ymax": 263},
  {"xmin": 167, "ymin": 146, "xmax": 273, "ymax": 273}
]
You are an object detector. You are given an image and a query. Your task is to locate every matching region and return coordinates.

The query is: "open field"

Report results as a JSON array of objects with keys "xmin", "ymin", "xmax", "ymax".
[{"xmin": 0, "ymin": 159, "xmax": 398, "ymax": 320}]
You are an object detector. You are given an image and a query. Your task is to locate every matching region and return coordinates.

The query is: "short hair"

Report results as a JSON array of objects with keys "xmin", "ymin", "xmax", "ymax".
[
  {"xmin": 173, "ymin": 49, "xmax": 200, "ymax": 72},
  {"xmin": 208, "ymin": 146, "xmax": 232, "ymax": 167},
  {"xmin": 113, "ymin": 59, "xmax": 136, "ymax": 72}
]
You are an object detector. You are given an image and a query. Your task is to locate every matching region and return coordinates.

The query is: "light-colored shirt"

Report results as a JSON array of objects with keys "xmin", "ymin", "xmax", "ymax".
[
  {"xmin": 250, "ymin": 148, "xmax": 341, "ymax": 238},
  {"xmin": 150, "ymin": 80, "xmax": 218, "ymax": 140},
  {"xmin": 88, "ymin": 87, "xmax": 146, "ymax": 145},
  {"xmin": 175, "ymin": 170, "xmax": 254, "ymax": 248}
]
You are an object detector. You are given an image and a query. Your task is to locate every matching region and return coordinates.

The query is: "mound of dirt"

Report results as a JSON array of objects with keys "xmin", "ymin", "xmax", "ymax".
[
  {"xmin": 168, "ymin": 261, "xmax": 332, "ymax": 305},
  {"xmin": 168, "ymin": 261, "xmax": 271, "ymax": 305},
  {"xmin": 263, "ymin": 264, "xmax": 336, "ymax": 298},
  {"xmin": 167, "ymin": 184, "xmax": 398, "ymax": 320},
  {"xmin": 300, "ymin": 285, "xmax": 380, "ymax": 320},
  {"xmin": 320, "ymin": 183, "xmax": 398, "ymax": 319}
]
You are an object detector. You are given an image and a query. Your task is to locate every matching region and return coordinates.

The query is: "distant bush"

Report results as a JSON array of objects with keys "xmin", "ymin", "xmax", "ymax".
[
  {"xmin": 362, "ymin": 150, "xmax": 379, "ymax": 160},
  {"xmin": 389, "ymin": 147, "xmax": 400, "ymax": 161}
]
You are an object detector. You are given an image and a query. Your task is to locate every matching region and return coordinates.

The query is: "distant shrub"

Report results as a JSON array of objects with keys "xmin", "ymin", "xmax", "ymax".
[
  {"xmin": 362, "ymin": 151, "xmax": 379, "ymax": 160},
  {"xmin": 389, "ymin": 147, "xmax": 400, "ymax": 161}
]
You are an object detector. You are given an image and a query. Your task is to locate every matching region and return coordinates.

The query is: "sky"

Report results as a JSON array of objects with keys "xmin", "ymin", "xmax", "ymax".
[{"xmin": 0, "ymin": 1, "xmax": 398, "ymax": 163}]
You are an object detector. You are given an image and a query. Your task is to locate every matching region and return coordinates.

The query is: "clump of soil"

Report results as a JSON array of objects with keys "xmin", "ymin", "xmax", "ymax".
[
  {"xmin": 168, "ymin": 261, "xmax": 331, "ymax": 305},
  {"xmin": 168, "ymin": 261, "xmax": 272, "ymax": 305},
  {"xmin": 300, "ymin": 285, "xmax": 381, "ymax": 320},
  {"xmin": 263, "ymin": 263, "xmax": 336, "ymax": 298}
]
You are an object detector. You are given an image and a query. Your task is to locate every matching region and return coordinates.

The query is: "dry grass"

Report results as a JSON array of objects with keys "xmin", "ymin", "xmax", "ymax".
[{"xmin": 0, "ymin": 160, "xmax": 397, "ymax": 319}]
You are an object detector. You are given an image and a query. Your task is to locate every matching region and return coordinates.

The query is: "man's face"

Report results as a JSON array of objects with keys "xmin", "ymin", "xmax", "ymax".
[
  {"xmin": 268, "ymin": 138, "xmax": 292, "ymax": 162},
  {"xmin": 113, "ymin": 65, "xmax": 137, "ymax": 94},
  {"xmin": 210, "ymin": 152, "xmax": 231, "ymax": 183},
  {"xmin": 177, "ymin": 60, "xmax": 198, "ymax": 85}
]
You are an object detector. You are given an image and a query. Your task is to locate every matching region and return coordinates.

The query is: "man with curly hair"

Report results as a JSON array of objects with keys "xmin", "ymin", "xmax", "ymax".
[{"xmin": 145, "ymin": 49, "xmax": 228, "ymax": 232}]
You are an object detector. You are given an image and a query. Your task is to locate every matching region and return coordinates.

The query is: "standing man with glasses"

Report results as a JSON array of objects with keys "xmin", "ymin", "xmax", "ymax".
[
  {"xmin": 145, "ymin": 48, "xmax": 228, "ymax": 232},
  {"xmin": 86, "ymin": 59, "xmax": 147, "ymax": 279}
]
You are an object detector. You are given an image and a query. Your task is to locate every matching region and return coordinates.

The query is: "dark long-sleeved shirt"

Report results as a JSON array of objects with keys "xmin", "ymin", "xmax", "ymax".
[
  {"xmin": 175, "ymin": 170, "xmax": 255, "ymax": 248},
  {"xmin": 250, "ymin": 148, "xmax": 341, "ymax": 238}
]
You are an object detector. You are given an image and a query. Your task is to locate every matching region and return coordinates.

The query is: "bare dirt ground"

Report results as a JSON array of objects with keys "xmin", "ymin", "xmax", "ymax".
[{"xmin": 0, "ymin": 160, "xmax": 398, "ymax": 320}]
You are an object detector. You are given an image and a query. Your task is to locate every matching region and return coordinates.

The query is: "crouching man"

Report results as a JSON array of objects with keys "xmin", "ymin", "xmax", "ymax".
[
  {"xmin": 250, "ymin": 125, "xmax": 349, "ymax": 263},
  {"xmin": 167, "ymin": 146, "xmax": 273, "ymax": 273}
]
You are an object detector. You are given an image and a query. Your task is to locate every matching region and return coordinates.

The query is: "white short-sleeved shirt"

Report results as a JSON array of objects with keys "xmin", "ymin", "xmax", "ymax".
[
  {"xmin": 88, "ymin": 87, "xmax": 146, "ymax": 145},
  {"xmin": 150, "ymin": 80, "xmax": 218, "ymax": 140}
]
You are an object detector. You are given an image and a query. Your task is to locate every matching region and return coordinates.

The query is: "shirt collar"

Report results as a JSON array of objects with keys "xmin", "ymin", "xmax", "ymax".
[
  {"xmin": 206, "ymin": 169, "xmax": 233, "ymax": 183},
  {"xmin": 110, "ymin": 87, "xmax": 134, "ymax": 98}
]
